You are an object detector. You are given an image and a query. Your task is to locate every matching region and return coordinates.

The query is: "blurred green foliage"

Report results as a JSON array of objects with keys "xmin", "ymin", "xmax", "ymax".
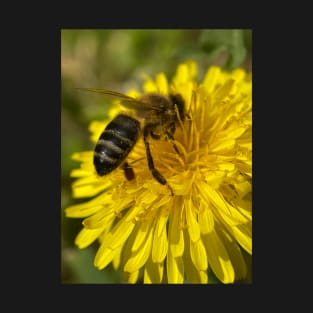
[{"xmin": 61, "ymin": 29, "xmax": 252, "ymax": 284}]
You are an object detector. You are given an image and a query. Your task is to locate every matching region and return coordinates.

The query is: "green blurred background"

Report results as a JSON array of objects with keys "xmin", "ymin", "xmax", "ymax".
[{"xmin": 61, "ymin": 29, "xmax": 252, "ymax": 284}]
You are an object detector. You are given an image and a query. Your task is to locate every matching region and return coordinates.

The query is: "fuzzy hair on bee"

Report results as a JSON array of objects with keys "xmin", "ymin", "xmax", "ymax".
[{"xmin": 77, "ymin": 88, "xmax": 186, "ymax": 195}]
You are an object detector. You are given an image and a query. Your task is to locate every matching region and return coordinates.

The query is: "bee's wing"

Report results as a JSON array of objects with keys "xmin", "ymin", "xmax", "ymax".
[{"xmin": 77, "ymin": 88, "xmax": 163, "ymax": 112}]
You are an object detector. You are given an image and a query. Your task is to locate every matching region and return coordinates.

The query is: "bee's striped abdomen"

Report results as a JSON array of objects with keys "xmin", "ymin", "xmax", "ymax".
[{"xmin": 94, "ymin": 114, "xmax": 141, "ymax": 176}]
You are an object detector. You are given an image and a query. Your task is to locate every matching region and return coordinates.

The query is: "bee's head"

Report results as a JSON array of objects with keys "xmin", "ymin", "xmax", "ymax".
[{"xmin": 170, "ymin": 94, "xmax": 185, "ymax": 122}]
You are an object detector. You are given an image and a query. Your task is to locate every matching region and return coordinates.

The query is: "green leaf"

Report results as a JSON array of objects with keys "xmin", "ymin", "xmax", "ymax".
[{"xmin": 199, "ymin": 29, "xmax": 248, "ymax": 69}]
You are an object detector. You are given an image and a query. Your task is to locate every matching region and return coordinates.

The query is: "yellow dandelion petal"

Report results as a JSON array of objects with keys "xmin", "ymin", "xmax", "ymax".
[
  {"xmin": 112, "ymin": 244, "xmax": 123, "ymax": 270},
  {"xmin": 95, "ymin": 208, "xmax": 140, "ymax": 268},
  {"xmin": 71, "ymin": 151, "xmax": 93, "ymax": 163},
  {"xmin": 210, "ymin": 139, "xmax": 236, "ymax": 154},
  {"xmin": 108, "ymin": 105, "xmax": 122, "ymax": 119},
  {"xmin": 70, "ymin": 167, "xmax": 92, "ymax": 177},
  {"xmin": 131, "ymin": 218, "xmax": 154, "ymax": 252},
  {"xmin": 203, "ymin": 170, "xmax": 227, "ymax": 190},
  {"xmin": 202, "ymin": 66, "xmax": 222, "ymax": 93},
  {"xmin": 142, "ymin": 75, "xmax": 158, "ymax": 93},
  {"xmin": 75, "ymin": 227, "xmax": 104, "ymax": 249},
  {"xmin": 235, "ymin": 199, "xmax": 252, "ymax": 221},
  {"xmin": 183, "ymin": 230, "xmax": 208, "ymax": 284},
  {"xmin": 172, "ymin": 61, "xmax": 197, "ymax": 105},
  {"xmin": 217, "ymin": 161, "xmax": 235, "ymax": 172},
  {"xmin": 203, "ymin": 229, "xmax": 235, "ymax": 284},
  {"xmin": 217, "ymin": 228, "xmax": 247, "ymax": 280},
  {"xmin": 189, "ymin": 238, "xmax": 208, "ymax": 271},
  {"xmin": 238, "ymin": 137, "xmax": 252, "ymax": 150},
  {"xmin": 185, "ymin": 264, "xmax": 208, "ymax": 284},
  {"xmin": 66, "ymin": 190, "xmax": 115, "ymax": 217},
  {"xmin": 167, "ymin": 252, "xmax": 184, "ymax": 284},
  {"xmin": 94, "ymin": 221, "xmax": 133, "ymax": 270},
  {"xmin": 185, "ymin": 263, "xmax": 208, "ymax": 284},
  {"xmin": 187, "ymin": 60, "xmax": 198, "ymax": 79},
  {"xmin": 124, "ymin": 221, "xmax": 154, "ymax": 273},
  {"xmin": 94, "ymin": 233, "xmax": 115, "ymax": 269},
  {"xmin": 70, "ymin": 174, "xmax": 114, "ymax": 198},
  {"xmin": 198, "ymin": 200, "xmax": 215, "ymax": 234},
  {"xmin": 173, "ymin": 61, "xmax": 197, "ymax": 84},
  {"xmin": 88, "ymin": 121, "xmax": 107, "ymax": 143},
  {"xmin": 126, "ymin": 89, "xmax": 141, "ymax": 98},
  {"xmin": 169, "ymin": 172, "xmax": 194, "ymax": 196},
  {"xmin": 107, "ymin": 220, "xmax": 136, "ymax": 250},
  {"xmin": 212, "ymin": 79, "xmax": 236, "ymax": 104},
  {"xmin": 198, "ymin": 182, "xmax": 248, "ymax": 226},
  {"xmin": 155, "ymin": 72, "xmax": 168, "ymax": 94},
  {"xmin": 72, "ymin": 183, "xmax": 107, "ymax": 198},
  {"xmin": 184, "ymin": 196, "xmax": 200, "ymax": 242},
  {"xmin": 231, "ymin": 68, "xmax": 247, "ymax": 81},
  {"xmin": 127, "ymin": 270, "xmax": 139, "ymax": 284},
  {"xmin": 168, "ymin": 197, "xmax": 184, "ymax": 257},
  {"xmin": 236, "ymin": 161, "xmax": 252, "ymax": 177},
  {"xmin": 144, "ymin": 257, "xmax": 164, "ymax": 284},
  {"xmin": 199, "ymin": 270, "xmax": 208, "ymax": 284},
  {"xmin": 217, "ymin": 124, "xmax": 248, "ymax": 141},
  {"xmin": 65, "ymin": 202, "xmax": 102, "ymax": 218},
  {"xmin": 230, "ymin": 223, "xmax": 252, "ymax": 255},
  {"xmin": 184, "ymin": 260, "xmax": 200, "ymax": 283},
  {"xmin": 174, "ymin": 63, "xmax": 190, "ymax": 83},
  {"xmin": 152, "ymin": 213, "xmax": 168, "ymax": 263},
  {"xmin": 82, "ymin": 208, "xmax": 115, "ymax": 229},
  {"xmin": 234, "ymin": 180, "xmax": 252, "ymax": 198},
  {"xmin": 133, "ymin": 189, "xmax": 159, "ymax": 206}
]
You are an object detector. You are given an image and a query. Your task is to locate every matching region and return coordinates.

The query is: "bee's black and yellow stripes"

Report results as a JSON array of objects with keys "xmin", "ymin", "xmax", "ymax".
[{"xmin": 94, "ymin": 114, "xmax": 140, "ymax": 176}]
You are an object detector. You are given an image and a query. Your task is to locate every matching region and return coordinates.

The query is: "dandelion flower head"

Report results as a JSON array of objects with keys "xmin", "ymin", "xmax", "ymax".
[{"xmin": 65, "ymin": 61, "xmax": 252, "ymax": 284}]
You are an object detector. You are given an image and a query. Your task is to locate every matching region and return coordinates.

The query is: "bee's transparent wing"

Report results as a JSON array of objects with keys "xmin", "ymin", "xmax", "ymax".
[{"xmin": 77, "ymin": 88, "xmax": 162, "ymax": 112}]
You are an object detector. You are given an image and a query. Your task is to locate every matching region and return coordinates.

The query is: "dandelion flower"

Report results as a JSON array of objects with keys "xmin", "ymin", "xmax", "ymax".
[{"xmin": 65, "ymin": 61, "xmax": 252, "ymax": 284}]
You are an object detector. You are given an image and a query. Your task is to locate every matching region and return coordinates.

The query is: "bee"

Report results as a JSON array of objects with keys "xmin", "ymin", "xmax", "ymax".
[
  {"xmin": 78, "ymin": 88, "xmax": 186, "ymax": 194},
  {"xmin": 122, "ymin": 161, "xmax": 135, "ymax": 181}
]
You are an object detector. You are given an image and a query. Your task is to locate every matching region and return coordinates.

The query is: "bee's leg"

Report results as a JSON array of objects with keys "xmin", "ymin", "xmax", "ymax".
[
  {"xmin": 143, "ymin": 125, "xmax": 173, "ymax": 195},
  {"xmin": 151, "ymin": 128, "xmax": 179, "ymax": 155},
  {"xmin": 143, "ymin": 129, "xmax": 166, "ymax": 185},
  {"xmin": 122, "ymin": 161, "xmax": 135, "ymax": 181},
  {"xmin": 150, "ymin": 131, "xmax": 160, "ymax": 140},
  {"xmin": 166, "ymin": 124, "xmax": 180, "ymax": 154}
]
